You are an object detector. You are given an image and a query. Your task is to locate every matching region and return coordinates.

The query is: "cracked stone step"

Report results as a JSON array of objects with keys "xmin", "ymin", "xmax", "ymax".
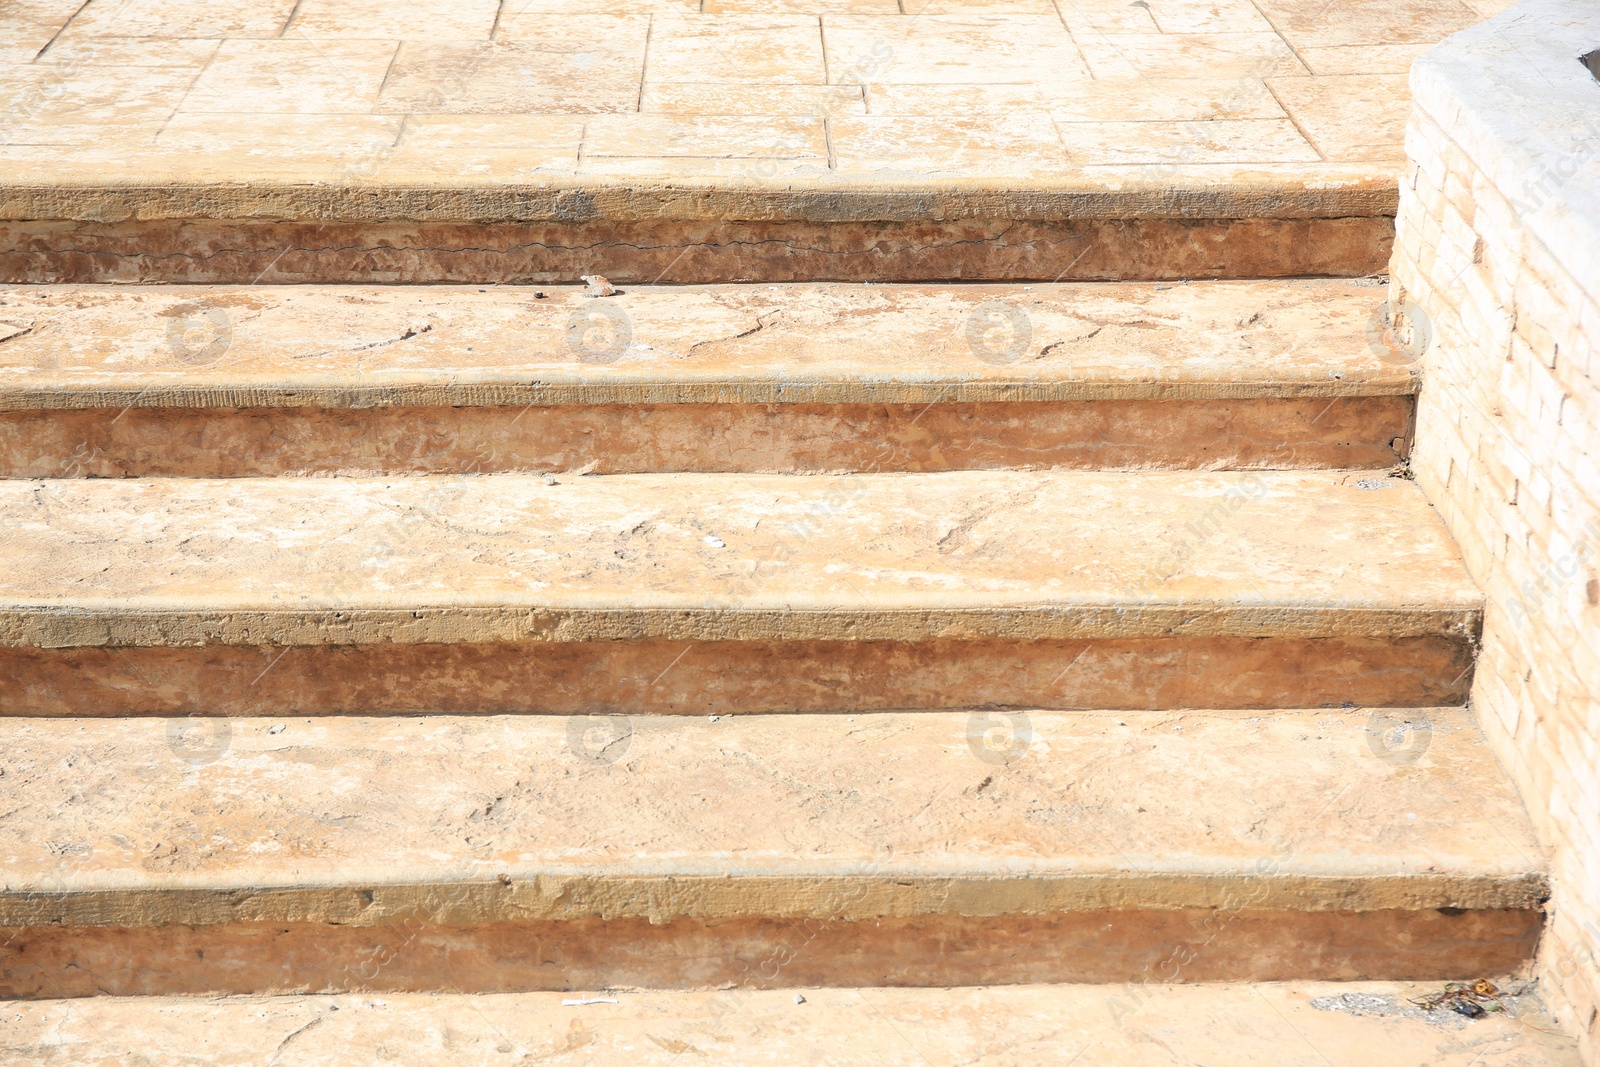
[
  {"xmin": 0, "ymin": 469, "xmax": 1479, "ymax": 714},
  {"xmin": 0, "ymin": 279, "xmax": 1416, "ymax": 477},
  {"xmin": 0, "ymin": 709, "xmax": 1547, "ymax": 997},
  {"xmin": 0, "ymin": 983, "xmax": 1583, "ymax": 1067}
]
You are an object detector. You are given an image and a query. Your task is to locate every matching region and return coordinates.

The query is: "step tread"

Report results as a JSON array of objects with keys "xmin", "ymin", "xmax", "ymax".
[
  {"xmin": 2, "ymin": 470, "xmax": 1477, "ymax": 647},
  {"xmin": 0, "ymin": 982, "xmax": 1579, "ymax": 1067},
  {"xmin": 0, "ymin": 709, "xmax": 1544, "ymax": 925},
  {"xmin": 0, "ymin": 280, "xmax": 1413, "ymax": 408}
]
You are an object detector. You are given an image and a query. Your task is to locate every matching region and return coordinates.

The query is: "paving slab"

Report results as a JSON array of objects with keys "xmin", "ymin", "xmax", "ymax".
[
  {"xmin": 0, "ymin": 469, "xmax": 1479, "ymax": 649},
  {"xmin": 0, "ymin": 2, "xmax": 1514, "ymax": 223},
  {"xmin": 0, "ymin": 983, "xmax": 1579, "ymax": 1067}
]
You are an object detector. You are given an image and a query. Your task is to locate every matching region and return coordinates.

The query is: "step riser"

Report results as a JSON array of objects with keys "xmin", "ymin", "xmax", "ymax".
[
  {"xmin": 0, "ymin": 637, "xmax": 1474, "ymax": 715},
  {"xmin": 0, "ymin": 398, "xmax": 1413, "ymax": 478},
  {"xmin": 0, "ymin": 909, "xmax": 1539, "ymax": 998},
  {"xmin": 0, "ymin": 218, "xmax": 1392, "ymax": 285}
]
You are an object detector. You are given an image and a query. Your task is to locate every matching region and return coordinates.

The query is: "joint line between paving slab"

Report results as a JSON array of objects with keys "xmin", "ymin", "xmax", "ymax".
[
  {"xmin": 280, "ymin": 0, "xmax": 309, "ymax": 38},
  {"xmin": 31, "ymin": 0, "xmax": 93, "ymax": 62}
]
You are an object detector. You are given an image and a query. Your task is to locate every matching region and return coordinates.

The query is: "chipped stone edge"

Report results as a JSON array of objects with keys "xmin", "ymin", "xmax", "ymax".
[
  {"xmin": 0, "ymin": 173, "xmax": 1401, "ymax": 225},
  {"xmin": 0, "ymin": 376, "xmax": 1419, "ymax": 412},
  {"xmin": 0, "ymin": 604, "xmax": 1485, "ymax": 649},
  {"xmin": 0, "ymin": 872, "xmax": 1552, "ymax": 928}
]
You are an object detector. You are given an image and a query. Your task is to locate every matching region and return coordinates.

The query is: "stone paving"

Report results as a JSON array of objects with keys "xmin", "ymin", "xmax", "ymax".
[{"xmin": 0, "ymin": 0, "xmax": 1512, "ymax": 186}]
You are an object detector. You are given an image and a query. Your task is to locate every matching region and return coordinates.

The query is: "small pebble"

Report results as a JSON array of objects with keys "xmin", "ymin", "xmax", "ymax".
[
  {"xmin": 704, "ymin": 535, "xmax": 725, "ymax": 547},
  {"xmin": 794, "ymin": 994, "xmax": 806, "ymax": 1004}
]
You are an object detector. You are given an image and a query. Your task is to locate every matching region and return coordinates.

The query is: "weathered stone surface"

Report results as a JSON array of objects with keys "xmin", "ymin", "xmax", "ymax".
[
  {"xmin": 0, "ymin": 216, "xmax": 1395, "ymax": 284},
  {"xmin": 0, "ymin": 708, "xmax": 1546, "ymax": 993},
  {"xmin": 0, "ymin": 635, "xmax": 1474, "ymax": 716},
  {"xmin": 0, "ymin": 280, "xmax": 1413, "ymax": 409},
  {"xmin": 0, "ymin": 398, "xmax": 1414, "ymax": 478},
  {"xmin": 0, "ymin": 982, "xmax": 1580, "ymax": 1066},
  {"xmin": 0, "ymin": 910, "xmax": 1545, "ymax": 997},
  {"xmin": 0, "ymin": 279, "xmax": 1414, "ymax": 475},
  {"xmin": 0, "ymin": 471, "xmax": 1479, "ymax": 649}
]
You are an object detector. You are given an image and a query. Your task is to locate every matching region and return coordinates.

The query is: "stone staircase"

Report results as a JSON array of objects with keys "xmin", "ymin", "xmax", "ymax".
[{"xmin": 0, "ymin": 225, "xmax": 1572, "ymax": 1062}]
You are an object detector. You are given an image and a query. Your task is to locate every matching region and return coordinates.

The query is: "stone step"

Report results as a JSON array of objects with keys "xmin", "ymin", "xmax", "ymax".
[
  {"xmin": 0, "ymin": 180, "xmax": 1395, "ymax": 287},
  {"xmin": 0, "ymin": 470, "xmax": 1478, "ymax": 714},
  {"xmin": 0, "ymin": 982, "xmax": 1582, "ymax": 1066},
  {"xmin": 0, "ymin": 279, "xmax": 1414, "ymax": 477},
  {"xmin": 0, "ymin": 709, "xmax": 1546, "ymax": 997}
]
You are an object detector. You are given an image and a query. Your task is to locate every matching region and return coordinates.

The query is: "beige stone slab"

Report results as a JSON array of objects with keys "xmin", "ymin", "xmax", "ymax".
[
  {"xmin": 574, "ymin": 156, "xmax": 835, "ymax": 179},
  {"xmin": 1057, "ymin": 0, "xmax": 1162, "ymax": 33},
  {"xmin": 1269, "ymin": 74, "xmax": 1411, "ymax": 162},
  {"xmin": 0, "ymin": 708, "xmax": 1543, "ymax": 924},
  {"xmin": 0, "ymin": 280, "xmax": 1415, "ymax": 408},
  {"xmin": 863, "ymin": 82, "xmax": 1047, "ymax": 114},
  {"xmin": 0, "ymin": 0, "xmax": 81, "ymax": 62},
  {"xmin": 0, "ymin": 66, "xmax": 194, "ymax": 132},
  {"xmin": 1144, "ymin": 0, "xmax": 1278, "ymax": 33},
  {"xmin": 494, "ymin": 0, "xmax": 698, "ymax": 15},
  {"xmin": 364, "ymin": 115, "xmax": 587, "ymax": 177},
  {"xmin": 824, "ymin": 15, "xmax": 1091, "ymax": 84},
  {"xmin": 0, "ymin": 984, "xmax": 1579, "ymax": 1067},
  {"xmin": 32, "ymin": 36, "xmax": 222, "ymax": 67},
  {"xmin": 829, "ymin": 114, "xmax": 1070, "ymax": 176},
  {"xmin": 865, "ymin": 78, "xmax": 1285, "ymax": 121},
  {"xmin": 1255, "ymin": 0, "xmax": 1481, "ymax": 48},
  {"xmin": 63, "ymin": 0, "xmax": 298, "ymax": 39},
  {"xmin": 1078, "ymin": 31, "xmax": 1310, "ymax": 78},
  {"xmin": 646, "ymin": 15, "xmax": 827, "ymax": 85},
  {"xmin": 583, "ymin": 115, "xmax": 830, "ymax": 158},
  {"xmin": 288, "ymin": 0, "xmax": 500, "ymax": 40},
  {"xmin": 0, "ymin": 121, "xmax": 167, "ymax": 150},
  {"xmin": 1298, "ymin": 43, "xmax": 1434, "ymax": 75},
  {"xmin": 1459, "ymin": 0, "xmax": 1519, "ymax": 15},
  {"xmin": 1053, "ymin": 119, "xmax": 1319, "ymax": 165},
  {"xmin": 154, "ymin": 114, "xmax": 406, "ymax": 167},
  {"xmin": 0, "ymin": 468, "xmax": 1480, "ymax": 648},
  {"xmin": 706, "ymin": 0, "xmax": 897, "ymax": 11},
  {"xmin": 641, "ymin": 82, "xmax": 867, "ymax": 114},
  {"xmin": 177, "ymin": 39, "xmax": 400, "ymax": 115},
  {"xmin": 1049, "ymin": 77, "xmax": 1287, "ymax": 121},
  {"xmin": 902, "ymin": 0, "xmax": 1061, "ymax": 10},
  {"xmin": 378, "ymin": 35, "xmax": 649, "ymax": 115}
]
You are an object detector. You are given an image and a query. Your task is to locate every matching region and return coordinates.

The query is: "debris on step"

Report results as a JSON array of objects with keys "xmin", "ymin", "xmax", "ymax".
[
  {"xmin": 1311, "ymin": 979, "xmax": 1540, "ymax": 1029},
  {"xmin": 581, "ymin": 275, "xmax": 618, "ymax": 298}
]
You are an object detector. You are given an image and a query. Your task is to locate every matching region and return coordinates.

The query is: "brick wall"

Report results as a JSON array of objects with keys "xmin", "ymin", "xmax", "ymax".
[{"xmin": 1391, "ymin": 3, "xmax": 1600, "ymax": 1059}]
